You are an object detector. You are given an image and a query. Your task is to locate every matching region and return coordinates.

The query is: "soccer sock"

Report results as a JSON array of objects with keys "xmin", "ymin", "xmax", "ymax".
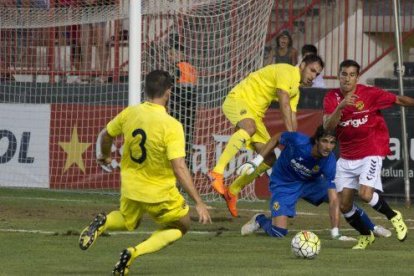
[
  {"xmin": 368, "ymin": 192, "xmax": 396, "ymax": 219},
  {"xmin": 343, "ymin": 207, "xmax": 371, "ymax": 235},
  {"xmin": 229, "ymin": 163, "xmax": 270, "ymax": 195},
  {"xmin": 256, "ymin": 214, "xmax": 288, "ymax": 237},
  {"xmin": 213, "ymin": 129, "xmax": 251, "ymax": 174},
  {"xmin": 355, "ymin": 205, "xmax": 375, "ymax": 231},
  {"xmin": 101, "ymin": 211, "xmax": 128, "ymax": 233},
  {"xmin": 132, "ymin": 228, "xmax": 183, "ymax": 259}
]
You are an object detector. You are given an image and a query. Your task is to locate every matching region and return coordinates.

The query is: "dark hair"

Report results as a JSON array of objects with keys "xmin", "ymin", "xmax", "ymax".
[
  {"xmin": 301, "ymin": 44, "xmax": 318, "ymax": 56},
  {"xmin": 310, "ymin": 125, "xmax": 336, "ymax": 144},
  {"xmin": 145, "ymin": 70, "xmax": 173, "ymax": 99},
  {"xmin": 339, "ymin": 59, "xmax": 360, "ymax": 74},
  {"xmin": 301, "ymin": 54, "xmax": 325, "ymax": 69},
  {"xmin": 276, "ymin": 30, "xmax": 293, "ymax": 48}
]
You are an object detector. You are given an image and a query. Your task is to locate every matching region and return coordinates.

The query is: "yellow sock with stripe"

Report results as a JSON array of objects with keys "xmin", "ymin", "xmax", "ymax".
[
  {"xmin": 213, "ymin": 129, "xmax": 251, "ymax": 174},
  {"xmin": 229, "ymin": 162, "xmax": 270, "ymax": 195},
  {"xmin": 100, "ymin": 211, "xmax": 127, "ymax": 234},
  {"xmin": 131, "ymin": 228, "xmax": 183, "ymax": 259}
]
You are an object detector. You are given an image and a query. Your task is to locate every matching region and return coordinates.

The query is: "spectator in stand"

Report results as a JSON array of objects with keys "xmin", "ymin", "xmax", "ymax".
[
  {"xmin": 264, "ymin": 30, "xmax": 298, "ymax": 66},
  {"xmin": 168, "ymin": 34, "xmax": 198, "ymax": 169},
  {"xmin": 300, "ymin": 44, "xmax": 326, "ymax": 88}
]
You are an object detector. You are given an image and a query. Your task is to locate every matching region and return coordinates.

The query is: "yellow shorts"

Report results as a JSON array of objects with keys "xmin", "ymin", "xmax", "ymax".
[
  {"xmin": 120, "ymin": 189, "xmax": 189, "ymax": 231},
  {"xmin": 222, "ymin": 96, "xmax": 270, "ymax": 150}
]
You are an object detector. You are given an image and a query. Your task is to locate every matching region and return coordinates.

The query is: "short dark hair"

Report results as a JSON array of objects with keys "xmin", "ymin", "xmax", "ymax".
[
  {"xmin": 310, "ymin": 125, "xmax": 336, "ymax": 144},
  {"xmin": 301, "ymin": 54, "xmax": 325, "ymax": 69},
  {"xmin": 276, "ymin": 30, "xmax": 293, "ymax": 48},
  {"xmin": 301, "ymin": 44, "xmax": 318, "ymax": 56},
  {"xmin": 339, "ymin": 59, "xmax": 360, "ymax": 74},
  {"xmin": 145, "ymin": 70, "xmax": 173, "ymax": 99}
]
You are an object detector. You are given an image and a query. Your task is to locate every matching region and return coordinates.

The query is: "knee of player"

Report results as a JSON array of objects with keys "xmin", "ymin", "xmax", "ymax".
[
  {"xmin": 358, "ymin": 189, "xmax": 373, "ymax": 203},
  {"xmin": 339, "ymin": 201, "xmax": 353, "ymax": 214},
  {"xmin": 238, "ymin": 119, "xmax": 257, "ymax": 136}
]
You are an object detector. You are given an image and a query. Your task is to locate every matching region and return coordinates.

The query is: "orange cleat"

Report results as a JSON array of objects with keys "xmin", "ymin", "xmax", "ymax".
[
  {"xmin": 224, "ymin": 189, "xmax": 238, "ymax": 217},
  {"xmin": 208, "ymin": 171, "xmax": 225, "ymax": 195}
]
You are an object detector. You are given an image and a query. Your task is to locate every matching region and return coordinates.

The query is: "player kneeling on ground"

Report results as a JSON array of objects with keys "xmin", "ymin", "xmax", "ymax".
[
  {"xmin": 240, "ymin": 126, "xmax": 390, "ymax": 240},
  {"xmin": 78, "ymin": 70, "xmax": 211, "ymax": 275}
]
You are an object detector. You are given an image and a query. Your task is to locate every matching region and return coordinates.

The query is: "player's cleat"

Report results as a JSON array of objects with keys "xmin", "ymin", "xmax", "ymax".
[
  {"xmin": 241, "ymin": 213, "xmax": 262, "ymax": 236},
  {"xmin": 112, "ymin": 248, "xmax": 133, "ymax": 276},
  {"xmin": 208, "ymin": 171, "xmax": 225, "ymax": 195},
  {"xmin": 352, "ymin": 231, "xmax": 375, "ymax": 249},
  {"xmin": 223, "ymin": 189, "xmax": 238, "ymax": 217},
  {"xmin": 373, "ymin": 225, "xmax": 392, "ymax": 238},
  {"xmin": 79, "ymin": 213, "xmax": 106, "ymax": 250},
  {"xmin": 390, "ymin": 210, "xmax": 408, "ymax": 241}
]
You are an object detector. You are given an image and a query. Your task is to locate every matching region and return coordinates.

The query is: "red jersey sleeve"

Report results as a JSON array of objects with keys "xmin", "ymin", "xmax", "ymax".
[{"xmin": 371, "ymin": 87, "xmax": 397, "ymax": 110}]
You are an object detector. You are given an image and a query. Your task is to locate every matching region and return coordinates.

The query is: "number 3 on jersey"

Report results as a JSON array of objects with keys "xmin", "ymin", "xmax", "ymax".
[{"xmin": 130, "ymin": 128, "xmax": 147, "ymax": 164}]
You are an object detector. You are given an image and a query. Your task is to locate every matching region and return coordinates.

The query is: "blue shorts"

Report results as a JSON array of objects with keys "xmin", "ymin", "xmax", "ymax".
[{"xmin": 269, "ymin": 177, "xmax": 332, "ymax": 218}]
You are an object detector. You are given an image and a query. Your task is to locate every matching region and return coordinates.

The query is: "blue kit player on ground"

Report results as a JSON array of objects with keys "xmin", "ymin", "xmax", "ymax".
[{"xmin": 240, "ymin": 125, "xmax": 390, "ymax": 240}]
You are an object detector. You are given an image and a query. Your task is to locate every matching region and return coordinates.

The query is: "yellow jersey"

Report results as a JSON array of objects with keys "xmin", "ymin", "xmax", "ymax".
[
  {"xmin": 106, "ymin": 102, "xmax": 185, "ymax": 203},
  {"xmin": 227, "ymin": 64, "xmax": 301, "ymax": 118}
]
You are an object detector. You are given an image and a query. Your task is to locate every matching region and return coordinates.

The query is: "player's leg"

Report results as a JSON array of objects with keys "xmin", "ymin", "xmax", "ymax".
[
  {"xmin": 224, "ymin": 122, "xmax": 274, "ymax": 217},
  {"xmin": 209, "ymin": 97, "xmax": 255, "ymax": 195},
  {"xmin": 241, "ymin": 182, "xmax": 298, "ymax": 237},
  {"xmin": 358, "ymin": 156, "xmax": 407, "ymax": 241},
  {"xmin": 113, "ymin": 191, "xmax": 189, "ymax": 275},
  {"xmin": 335, "ymin": 158, "xmax": 374, "ymax": 249},
  {"xmin": 79, "ymin": 196, "xmax": 132, "ymax": 250},
  {"xmin": 354, "ymin": 204, "xmax": 391, "ymax": 238}
]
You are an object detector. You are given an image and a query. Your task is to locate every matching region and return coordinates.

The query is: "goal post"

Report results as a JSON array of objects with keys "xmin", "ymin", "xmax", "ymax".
[{"xmin": 0, "ymin": 0, "xmax": 273, "ymax": 201}]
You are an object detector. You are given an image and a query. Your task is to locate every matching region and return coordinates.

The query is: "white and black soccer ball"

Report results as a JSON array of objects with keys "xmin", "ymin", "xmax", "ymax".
[{"xmin": 291, "ymin": 231, "xmax": 321, "ymax": 259}]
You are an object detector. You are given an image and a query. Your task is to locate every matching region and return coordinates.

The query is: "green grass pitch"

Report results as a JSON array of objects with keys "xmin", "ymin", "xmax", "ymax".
[{"xmin": 1, "ymin": 188, "xmax": 413, "ymax": 275}]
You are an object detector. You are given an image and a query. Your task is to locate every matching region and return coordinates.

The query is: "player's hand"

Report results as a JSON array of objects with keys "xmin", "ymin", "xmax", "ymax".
[
  {"xmin": 97, "ymin": 155, "xmax": 113, "ymax": 172},
  {"xmin": 339, "ymin": 93, "xmax": 358, "ymax": 109},
  {"xmin": 236, "ymin": 161, "xmax": 257, "ymax": 176},
  {"xmin": 195, "ymin": 202, "xmax": 212, "ymax": 224}
]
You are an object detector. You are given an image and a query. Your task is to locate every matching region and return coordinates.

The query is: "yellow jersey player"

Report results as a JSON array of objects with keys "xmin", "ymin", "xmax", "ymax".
[
  {"xmin": 79, "ymin": 70, "xmax": 211, "ymax": 275},
  {"xmin": 208, "ymin": 54, "xmax": 324, "ymax": 217}
]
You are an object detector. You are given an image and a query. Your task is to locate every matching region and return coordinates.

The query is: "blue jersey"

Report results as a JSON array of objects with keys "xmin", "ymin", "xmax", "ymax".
[{"xmin": 270, "ymin": 132, "xmax": 336, "ymax": 189}]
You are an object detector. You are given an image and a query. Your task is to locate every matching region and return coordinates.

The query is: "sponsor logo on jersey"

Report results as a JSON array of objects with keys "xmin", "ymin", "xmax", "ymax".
[
  {"xmin": 339, "ymin": 115, "xmax": 368, "ymax": 128},
  {"xmin": 273, "ymin": 202, "xmax": 280, "ymax": 211},
  {"xmin": 355, "ymin": 101, "xmax": 365, "ymax": 111}
]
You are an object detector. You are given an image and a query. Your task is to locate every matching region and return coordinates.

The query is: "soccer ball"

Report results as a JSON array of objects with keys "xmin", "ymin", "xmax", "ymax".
[{"xmin": 291, "ymin": 231, "xmax": 321, "ymax": 259}]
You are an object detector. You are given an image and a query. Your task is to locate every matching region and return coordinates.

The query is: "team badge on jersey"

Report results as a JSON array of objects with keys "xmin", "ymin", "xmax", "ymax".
[
  {"xmin": 312, "ymin": 165, "xmax": 320, "ymax": 173},
  {"xmin": 355, "ymin": 101, "xmax": 365, "ymax": 111},
  {"xmin": 240, "ymin": 109, "xmax": 247, "ymax": 115},
  {"xmin": 273, "ymin": 202, "xmax": 280, "ymax": 211}
]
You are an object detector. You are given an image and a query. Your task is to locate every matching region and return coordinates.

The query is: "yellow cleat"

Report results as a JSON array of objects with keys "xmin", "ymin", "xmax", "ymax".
[
  {"xmin": 352, "ymin": 231, "xmax": 375, "ymax": 249},
  {"xmin": 79, "ymin": 213, "xmax": 106, "ymax": 250},
  {"xmin": 112, "ymin": 248, "xmax": 134, "ymax": 276},
  {"xmin": 390, "ymin": 210, "xmax": 408, "ymax": 241}
]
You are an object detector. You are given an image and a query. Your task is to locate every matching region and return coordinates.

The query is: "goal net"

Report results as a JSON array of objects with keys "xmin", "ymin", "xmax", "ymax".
[{"xmin": 0, "ymin": 0, "xmax": 273, "ymax": 201}]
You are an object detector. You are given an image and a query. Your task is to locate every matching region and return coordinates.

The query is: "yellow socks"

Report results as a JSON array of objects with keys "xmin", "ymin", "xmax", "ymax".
[
  {"xmin": 213, "ymin": 129, "xmax": 251, "ymax": 174},
  {"xmin": 100, "ymin": 211, "xmax": 127, "ymax": 233},
  {"xmin": 132, "ymin": 228, "xmax": 183, "ymax": 259},
  {"xmin": 229, "ymin": 162, "xmax": 270, "ymax": 195}
]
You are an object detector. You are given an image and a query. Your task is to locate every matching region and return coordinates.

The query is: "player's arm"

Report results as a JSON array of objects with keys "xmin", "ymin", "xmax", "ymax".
[
  {"xmin": 96, "ymin": 128, "xmax": 114, "ymax": 167},
  {"xmin": 171, "ymin": 158, "xmax": 212, "ymax": 224},
  {"xmin": 395, "ymin": 95, "xmax": 414, "ymax": 106},
  {"xmin": 323, "ymin": 93, "xmax": 358, "ymax": 130},
  {"xmin": 327, "ymin": 188, "xmax": 341, "ymax": 237},
  {"xmin": 237, "ymin": 133, "xmax": 282, "ymax": 175},
  {"xmin": 277, "ymin": 89, "xmax": 295, "ymax": 131}
]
